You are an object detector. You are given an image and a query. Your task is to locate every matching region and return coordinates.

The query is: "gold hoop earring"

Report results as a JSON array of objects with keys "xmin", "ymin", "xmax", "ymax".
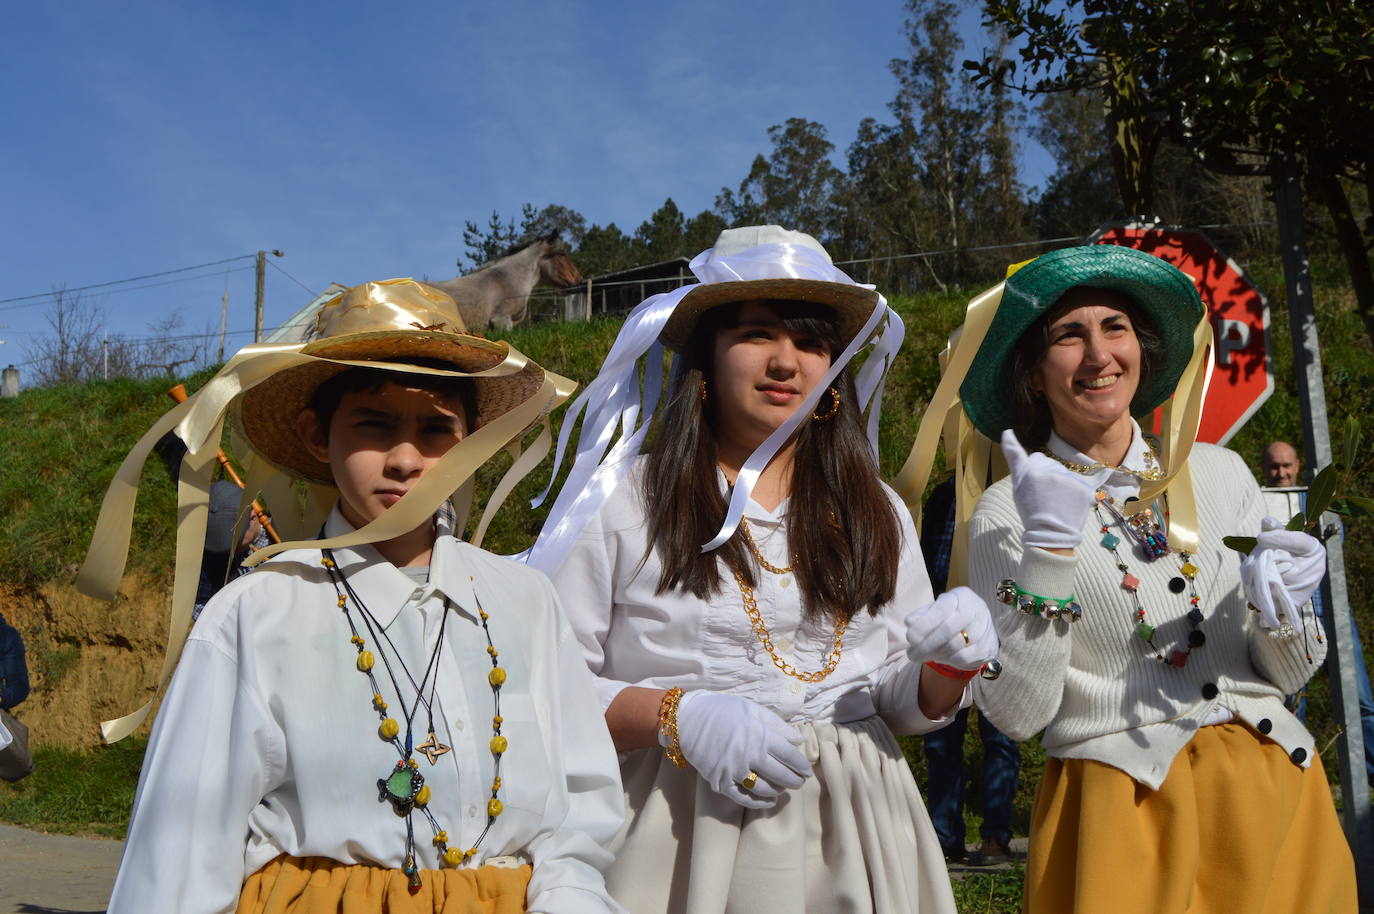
[
  {"xmin": 812, "ymin": 386, "xmax": 840, "ymax": 422},
  {"xmin": 699, "ymin": 379, "xmax": 709, "ymax": 402}
]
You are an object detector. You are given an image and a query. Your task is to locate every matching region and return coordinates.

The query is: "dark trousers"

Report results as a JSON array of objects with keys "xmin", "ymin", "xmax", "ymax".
[{"xmin": 922, "ymin": 707, "xmax": 1020, "ymax": 852}]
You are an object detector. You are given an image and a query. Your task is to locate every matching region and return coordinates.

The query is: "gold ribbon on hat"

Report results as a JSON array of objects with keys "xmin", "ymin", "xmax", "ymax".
[
  {"xmin": 892, "ymin": 279, "xmax": 1214, "ymax": 588},
  {"xmin": 79, "ymin": 344, "xmax": 572, "ymax": 742}
]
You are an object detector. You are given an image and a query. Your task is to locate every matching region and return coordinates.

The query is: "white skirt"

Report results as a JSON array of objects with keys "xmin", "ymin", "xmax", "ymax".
[{"xmin": 605, "ymin": 716, "xmax": 957, "ymax": 914}]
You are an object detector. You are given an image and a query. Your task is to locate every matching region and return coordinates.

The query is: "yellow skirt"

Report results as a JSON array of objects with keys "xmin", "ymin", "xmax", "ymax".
[
  {"xmin": 1026, "ymin": 723, "xmax": 1356, "ymax": 914},
  {"xmin": 235, "ymin": 855, "xmax": 532, "ymax": 914}
]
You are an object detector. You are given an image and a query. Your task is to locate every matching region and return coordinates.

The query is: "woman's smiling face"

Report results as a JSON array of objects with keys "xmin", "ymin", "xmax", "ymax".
[{"xmin": 1032, "ymin": 286, "xmax": 1142, "ymax": 444}]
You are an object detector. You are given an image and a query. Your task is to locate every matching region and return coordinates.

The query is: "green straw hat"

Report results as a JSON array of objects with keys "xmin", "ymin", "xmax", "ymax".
[{"xmin": 959, "ymin": 244, "xmax": 1204, "ymax": 440}]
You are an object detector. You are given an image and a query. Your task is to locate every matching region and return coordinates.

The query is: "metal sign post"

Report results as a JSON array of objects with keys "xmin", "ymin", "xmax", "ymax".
[{"xmin": 1273, "ymin": 157, "xmax": 1372, "ymax": 899}]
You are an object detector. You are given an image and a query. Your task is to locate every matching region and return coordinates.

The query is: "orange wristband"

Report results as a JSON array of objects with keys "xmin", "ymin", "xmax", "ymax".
[{"xmin": 924, "ymin": 661, "xmax": 980, "ymax": 681}]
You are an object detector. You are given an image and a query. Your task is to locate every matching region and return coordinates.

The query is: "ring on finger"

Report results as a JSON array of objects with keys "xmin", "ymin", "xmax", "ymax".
[
  {"xmin": 740, "ymin": 771, "xmax": 759, "ymax": 791},
  {"xmin": 959, "ymin": 630, "xmax": 971, "ymax": 646}
]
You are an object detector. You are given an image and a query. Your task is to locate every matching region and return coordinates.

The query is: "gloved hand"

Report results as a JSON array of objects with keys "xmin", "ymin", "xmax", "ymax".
[
  {"xmin": 668, "ymin": 690, "xmax": 813, "ymax": 809},
  {"xmin": 905, "ymin": 586, "xmax": 999, "ymax": 671},
  {"xmin": 1241, "ymin": 516, "xmax": 1327, "ymax": 631},
  {"xmin": 1001, "ymin": 429, "xmax": 1106, "ymax": 550}
]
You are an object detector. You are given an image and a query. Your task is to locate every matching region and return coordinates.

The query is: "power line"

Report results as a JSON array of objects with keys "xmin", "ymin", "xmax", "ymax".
[
  {"xmin": 0, "ymin": 266, "xmax": 258, "ymax": 313},
  {"xmin": 267, "ymin": 259, "xmax": 319, "ymax": 298},
  {"xmin": 0, "ymin": 254, "xmax": 257, "ymax": 306}
]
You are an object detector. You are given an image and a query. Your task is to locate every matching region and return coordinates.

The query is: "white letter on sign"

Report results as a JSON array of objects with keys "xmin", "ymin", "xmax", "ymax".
[{"xmin": 1214, "ymin": 318, "xmax": 1251, "ymax": 365}]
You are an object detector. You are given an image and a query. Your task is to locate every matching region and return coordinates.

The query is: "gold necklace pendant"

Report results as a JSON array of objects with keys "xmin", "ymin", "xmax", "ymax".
[
  {"xmin": 1043, "ymin": 447, "xmax": 1164, "ymax": 481},
  {"xmin": 731, "ymin": 564, "xmax": 845, "ymax": 683},
  {"xmin": 740, "ymin": 517, "xmax": 794, "ymax": 575}
]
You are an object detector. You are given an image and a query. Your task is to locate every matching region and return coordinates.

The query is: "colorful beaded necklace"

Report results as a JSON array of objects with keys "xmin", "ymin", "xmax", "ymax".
[
  {"xmin": 321, "ymin": 551, "xmax": 509, "ymax": 892},
  {"xmin": 1090, "ymin": 493, "xmax": 1205, "ymax": 667}
]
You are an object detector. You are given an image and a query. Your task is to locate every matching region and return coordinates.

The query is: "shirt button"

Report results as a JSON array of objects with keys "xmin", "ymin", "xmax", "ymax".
[
  {"xmin": 781, "ymin": 577, "xmax": 792, "ymax": 589},
  {"xmin": 468, "ymin": 805, "xmax": 478, "ymax": 817},
  {"xmin": 454, "ymin": 720, "xmax": 465, "ymax": 731},
  {"xmin": 776, "ymin": 638, "xmax": 791, "ymax": 651},
  {"xmin": 1258, "ymin": 718, "xmax": 1273, "ymax": 735},
  {"xmin": 1290, "ymin": 747, "xmax": 1308, "ymax": 764},
  {"xmin": 788, "ymin": 681, "xmax": 803, "ymax": 694},
  {"xmin": 1201, "ymin": 683, "xmax": 1218, "ymax": 700}
]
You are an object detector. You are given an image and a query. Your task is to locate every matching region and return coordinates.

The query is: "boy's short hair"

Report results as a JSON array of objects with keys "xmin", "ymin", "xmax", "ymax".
[{"xmin": 306, "ymin": 360, "xmax": 478, "ymax": 440}]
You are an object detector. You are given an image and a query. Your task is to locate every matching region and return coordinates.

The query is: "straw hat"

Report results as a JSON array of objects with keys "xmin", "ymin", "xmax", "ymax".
[
  {"xmin": 959, "ymin": 245, "xmax": 1204, "ymax": 440},
  {"xmin": 237, "ymin": 278, "xmax": 548, "ymax": 484},
  {"xmin": 658, "ymin": 226, "xmax": 879, "ymax": 351}
]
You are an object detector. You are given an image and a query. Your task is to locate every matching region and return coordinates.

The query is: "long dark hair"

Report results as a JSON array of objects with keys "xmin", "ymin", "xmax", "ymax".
[
  {"xmin": 642, "ymin": 300, "xmax": 901, "ymax": 623},
  {"xmin": 1008, "ymin": 287, "xmax": 1165, "ymax": 449}
]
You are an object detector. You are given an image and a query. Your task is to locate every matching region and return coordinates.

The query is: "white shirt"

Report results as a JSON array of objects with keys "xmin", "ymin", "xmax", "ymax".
[
  {"xmin": 552, "ymin": 463, "xmax": 953, "ymax": 735},
  {"xmin": 109, "ymin": 508, "xmax": 627, "ymax": 914}
]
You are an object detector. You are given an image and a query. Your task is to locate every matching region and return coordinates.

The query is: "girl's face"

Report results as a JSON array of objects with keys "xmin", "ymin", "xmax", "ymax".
[
  {"xmin": 1031, "ymin": 287, "xmax": 1142, "ymax": 443},
  {"xmin": 710, "ymin": 301, "xmax": 834, "ymax": 453}
]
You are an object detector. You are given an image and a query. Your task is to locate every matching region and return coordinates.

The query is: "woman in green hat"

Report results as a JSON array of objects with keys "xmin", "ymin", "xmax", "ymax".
[{"xmin": 954, "ymin": 245, "xmax": 1354, "ymax": 912}]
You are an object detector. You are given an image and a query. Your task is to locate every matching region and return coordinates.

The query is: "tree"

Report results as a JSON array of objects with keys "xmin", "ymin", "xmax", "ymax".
[
  {"xmin": 27, "ymin": 289, "xmax": 208, "ymax": 386},
  {"xmin": 716, "ymin": 119, "xmax": 845, "ymax": 240},
  {"xmin": 633, "ymin": 198, "xmax": 689, "ymax": 262},
  {"xmin": 967, "ymin": 0, "xmax": 1374, "ymax": 342},
  {"xmin": 459, "ymin": 204, "xmax": 588, "ymax": 270},
  {"xmin": 573, "ymin": 223, "xmax": 637, "ymax": 277},
  {"xmin": 1031, "ymin": 85, "xmax": 1122, "ymax": 236}
]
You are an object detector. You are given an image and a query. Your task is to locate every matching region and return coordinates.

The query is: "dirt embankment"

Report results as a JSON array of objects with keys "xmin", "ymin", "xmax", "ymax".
[{"xmin": 3, "ymin": 575, "xmax": 171, "ymax": 749}]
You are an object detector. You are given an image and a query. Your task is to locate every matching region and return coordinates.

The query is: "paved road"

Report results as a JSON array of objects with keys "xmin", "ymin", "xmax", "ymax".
[{"xmin": 0, "ymin": 825, "xmax": 122, "ymax": 914}]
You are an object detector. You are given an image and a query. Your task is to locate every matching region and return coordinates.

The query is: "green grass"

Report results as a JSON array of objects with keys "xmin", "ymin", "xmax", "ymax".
[
  {"xmin": 952, "ymin": 865, "xmax": 1026, "ymax": 914},
  {"xmin": 0, "ymin": 737, "xmax": 146, "ymax": 838}
]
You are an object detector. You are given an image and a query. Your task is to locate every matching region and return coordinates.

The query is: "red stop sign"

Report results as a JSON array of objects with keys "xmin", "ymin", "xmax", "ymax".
[{"xmin": 1088, "ymin": 221, "xmax": 1273, "ymax": 445}]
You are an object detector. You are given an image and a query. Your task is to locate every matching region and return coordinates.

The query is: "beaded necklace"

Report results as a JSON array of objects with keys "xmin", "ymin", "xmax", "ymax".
[
  {"xmin": 321, "ymin": 551, "xmax": 508, "ymax": 892},
  {"xmin": 1091, "ymin": 493, "xmax": 1205, "ymax": 668}
]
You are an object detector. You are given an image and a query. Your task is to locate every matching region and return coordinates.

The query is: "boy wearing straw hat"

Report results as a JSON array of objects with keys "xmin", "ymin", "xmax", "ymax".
[{"xmin": 96, "ymin": 279, "xmax": 626, "ymax": 914}]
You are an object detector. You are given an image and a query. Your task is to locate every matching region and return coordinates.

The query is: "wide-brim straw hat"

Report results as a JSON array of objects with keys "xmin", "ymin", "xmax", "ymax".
[
  {"xmin": 959, "ymin": 244, "xmax": 1204, "ymax": 440},
  {"xmin": 237, "ymin": 278, "xmax": 547, "ymax": 484},
  {"xmin": 658, "ymin": 226, "xmax": 879, "ymax": 351}
]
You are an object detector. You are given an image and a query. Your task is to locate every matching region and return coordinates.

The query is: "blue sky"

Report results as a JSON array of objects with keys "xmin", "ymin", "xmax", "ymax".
[{"xmin": 0, "ymin": 1, "xmax": 1053, "ymax": 368}]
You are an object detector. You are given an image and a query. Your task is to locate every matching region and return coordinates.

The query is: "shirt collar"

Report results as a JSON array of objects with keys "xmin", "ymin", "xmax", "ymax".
[
  {"xmin": 321, "ymin": 504, "xmax": 481, "ymax": 626},
  {"xmin": 1046, "ymin": 419, "xmax": 1155, "ymax": 498},
  {"xmin": 713, "ymin": 466, "xmax": 789, "ymax": 527}
]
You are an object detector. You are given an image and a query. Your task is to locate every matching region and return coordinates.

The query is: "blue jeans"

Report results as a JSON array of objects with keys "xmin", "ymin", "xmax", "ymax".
[
  {"xmin": 1294, "ymin": 612, "xmax": 1374, "ymax": 786},
  {"xmin": 922, "ymin": 707, "xmax": 1021, "ymax": 851}
]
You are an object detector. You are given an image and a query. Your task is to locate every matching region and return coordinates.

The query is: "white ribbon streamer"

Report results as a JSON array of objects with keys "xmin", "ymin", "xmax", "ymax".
[{"xmin": 522, "ymin": 240, "xmax": 901, "ymax": 574}]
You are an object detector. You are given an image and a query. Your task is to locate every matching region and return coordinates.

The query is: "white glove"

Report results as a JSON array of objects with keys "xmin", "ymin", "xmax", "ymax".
[
  {"xmin": 669, "ymin": 690, "xmax": 813, "ymax": 809},
  {"xmin": 1001, "ymin": 429, "xmax": 1106, "ymax": 550},
  {"xmin": 905, "ymin": 586, "xmax": 999, "ymax": 671},
  {"xmin": 1241, "ymin": 516, "xmax": 1327, "ymax": 631}
]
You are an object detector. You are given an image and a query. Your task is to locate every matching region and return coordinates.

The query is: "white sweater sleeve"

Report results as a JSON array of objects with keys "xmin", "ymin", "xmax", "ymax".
[
  {"xmin": 968, "ymin": 488, "xmax": 1076, "ymax": 741},
  {"xmin": 108, "ymin": 635, "xmax": 283, "ymax": 914},
  {"xmin": 1225, "ymin": 449, "xmax": 1330, "ymax": 692}
]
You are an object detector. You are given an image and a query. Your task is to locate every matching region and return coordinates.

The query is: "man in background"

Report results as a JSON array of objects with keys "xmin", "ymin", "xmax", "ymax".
[
  {"xmin": 1260, "ymin": 439, "xmax": 1374, "ymax": 789},
  {"xmin": 1262, "ymin": 440, "xmax": 1302, "ymax": 487}
]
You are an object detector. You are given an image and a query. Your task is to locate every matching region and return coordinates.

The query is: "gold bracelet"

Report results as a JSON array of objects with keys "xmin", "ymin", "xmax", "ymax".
[{"xmin": 658, "ymin": 687, "xmax": 688, "ymax": 769}]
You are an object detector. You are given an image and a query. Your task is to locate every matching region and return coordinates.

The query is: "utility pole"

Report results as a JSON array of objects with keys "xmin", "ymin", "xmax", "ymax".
[
  {"xmin": 254, "ymin": 249, "xmax": 285, "ymax": 343},
  {"xmin": 254, "ymin": 250, "xmax": 266, "ymax": 342},
  {"xmin": 218, "ymin": 286, "xmax": 229, "ymax": 362},
  {"xmin": 1273, "ymin": 156, "xmax": 1373, "ymax": 900}
]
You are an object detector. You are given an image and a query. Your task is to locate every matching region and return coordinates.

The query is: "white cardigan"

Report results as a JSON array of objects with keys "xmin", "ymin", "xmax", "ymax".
[{"xmin": 970, "ymin": 440, "xmax": 1323, "ymax": 789}]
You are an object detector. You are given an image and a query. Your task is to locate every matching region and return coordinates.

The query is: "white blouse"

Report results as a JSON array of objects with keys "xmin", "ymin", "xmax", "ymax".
[
  {"xmin": 109, "ymin": 508, "xmax": 627, "ymax": 914},
  {"xmin": 552, "ymin": 463, "xmax": 955, "ymax": 735}
]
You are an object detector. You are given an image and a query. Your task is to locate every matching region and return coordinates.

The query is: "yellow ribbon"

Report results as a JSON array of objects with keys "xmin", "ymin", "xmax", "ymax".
[{"xmin": 79, "ymin": 344, "xmax": 573, "ymax": 742}]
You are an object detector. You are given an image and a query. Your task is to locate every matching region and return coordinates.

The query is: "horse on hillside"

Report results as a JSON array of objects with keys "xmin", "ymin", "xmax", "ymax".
[{"xmin": 427, "ymin": 232, "xmax": 582, "ymax": 331}]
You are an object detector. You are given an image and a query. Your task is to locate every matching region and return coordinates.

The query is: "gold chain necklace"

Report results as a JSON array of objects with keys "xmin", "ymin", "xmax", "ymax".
[
  {"xmin": 1043, "ymin": 447, "xmax": 1165, "ymax": 481},
  {"xmin": 739, "ymin": 517, "xmax": 794, "ymax": 574},
  {"xmin": 730, "ymin": 563, "xmax": 846, "ymax": 683}
]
